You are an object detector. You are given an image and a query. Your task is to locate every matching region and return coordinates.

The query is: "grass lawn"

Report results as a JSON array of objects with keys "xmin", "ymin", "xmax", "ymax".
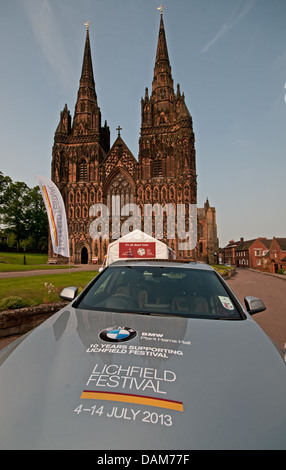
[
  {"xmin": 0, "ymin": 271, "xmax": 97, "ymax": 310},
  {"xmin": 0, "ymin": 252, "xmax": 73, "ymax": 272}
]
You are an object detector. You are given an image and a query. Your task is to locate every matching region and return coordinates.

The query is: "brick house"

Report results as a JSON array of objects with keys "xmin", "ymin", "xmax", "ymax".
[
  {"xmin": 221, "ymin": 239, "xmax": 244, "ymax": 266},
  {"xmin": 267, "ymin": 237, "xmax": 286, "ymax": 273},
  {"xmin": 235, "ymin": 238, "xmax": 271, "ymax": 269},
  {"xmin": 221, "ymin": 236, "xmax": 286, "ymax": 272}
]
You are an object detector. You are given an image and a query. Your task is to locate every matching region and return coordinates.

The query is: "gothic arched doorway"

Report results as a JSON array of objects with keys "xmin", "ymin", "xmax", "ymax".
[{"xmin": 81, "ymin": 247, "xmax": 88, "ymax": 264}]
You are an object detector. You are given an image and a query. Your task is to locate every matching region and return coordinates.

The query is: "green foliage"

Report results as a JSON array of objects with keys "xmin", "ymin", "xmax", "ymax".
[
  {"xmin": 0, "ymin": 172, "xmax": 49, "ymax": 252},
  {"xmin": 212, "ymin": 264, "xmax": 233, "ymax": 277},
  {"xmin": 0, "ymin": 296, "xmax": 28, "ymax": 311}
]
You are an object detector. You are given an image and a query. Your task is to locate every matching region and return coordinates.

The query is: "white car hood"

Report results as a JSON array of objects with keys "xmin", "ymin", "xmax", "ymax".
[{"xmin": 0, "ymin": 307, "xmax": 286, "ymax": 450}]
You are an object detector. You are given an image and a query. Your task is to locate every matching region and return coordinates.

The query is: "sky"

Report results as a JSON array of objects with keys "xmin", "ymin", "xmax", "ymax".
[{"xmin": 0, "ymin": 0, "xmax": 286, "ymax": 247}]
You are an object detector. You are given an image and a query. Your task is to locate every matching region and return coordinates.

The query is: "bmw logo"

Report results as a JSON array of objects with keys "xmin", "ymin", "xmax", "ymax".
[{"xmin": 99, "ymin": 326, "xmax": 137, "ymax": 343}]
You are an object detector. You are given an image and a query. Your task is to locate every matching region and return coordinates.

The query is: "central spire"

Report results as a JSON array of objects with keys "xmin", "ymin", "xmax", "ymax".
[
  {"xmin": 154, "ymin": 11, "xmax": 171, "ymax": 73},
  {"xmin": 72, "ymin": 25, "xmax": 100, "ymax": 135},
  {"xmin": 151, "ymin": 11, "xmax": 175, "ymax": 124},
  {"xmin": 80, "ymin": 26, "xmax": 95, "ymax": 89}
]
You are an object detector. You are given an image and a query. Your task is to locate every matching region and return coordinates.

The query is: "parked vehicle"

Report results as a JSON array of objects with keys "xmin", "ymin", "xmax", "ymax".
[{"xmin": 0, "ymin": 260, "xmax": 285, "ymax": 450}]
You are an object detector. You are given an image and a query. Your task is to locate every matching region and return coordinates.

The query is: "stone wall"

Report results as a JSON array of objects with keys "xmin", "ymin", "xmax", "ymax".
[{"xmin": 0, "ymin": 302, "xmax": 68, "ymax": 339}]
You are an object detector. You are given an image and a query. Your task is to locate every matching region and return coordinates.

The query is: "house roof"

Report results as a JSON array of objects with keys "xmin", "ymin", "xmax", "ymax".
[
  {"xmin": 224, "ymin": 240, "xmax": 242, "ymax": 249},
  {"xmin": 274, "ymin": 238, "xmax": 286, "ymax": 251},
  {"xmin": 235, "ymin": 239, "xmax": 256, "ymax": 251},
  {"xmin": 235, "ymin": 238, "xmax": 271, "ymax": 252}
]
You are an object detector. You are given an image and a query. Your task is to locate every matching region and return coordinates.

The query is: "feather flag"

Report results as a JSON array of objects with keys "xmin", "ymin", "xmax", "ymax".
[{"xmin": 35, "ymin": 175, "xmax": 70, "ymax": 258}]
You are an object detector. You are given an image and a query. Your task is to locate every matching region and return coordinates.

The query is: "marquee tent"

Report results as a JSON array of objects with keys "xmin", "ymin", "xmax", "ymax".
[{"xmin": 103, "ymin": 230, "xmax": 176, "ymax": 267}]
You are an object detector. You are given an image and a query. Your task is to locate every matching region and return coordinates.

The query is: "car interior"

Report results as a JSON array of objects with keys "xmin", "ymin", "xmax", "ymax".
[{"xmin": 75, "ymin": 265, "xmax": 242, "ymax": 319}]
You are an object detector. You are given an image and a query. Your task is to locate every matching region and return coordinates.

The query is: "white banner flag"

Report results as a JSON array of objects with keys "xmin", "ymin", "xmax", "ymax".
[{"xmin": 35, "ymin": 175, "xmax": 70, "ymax": 258}]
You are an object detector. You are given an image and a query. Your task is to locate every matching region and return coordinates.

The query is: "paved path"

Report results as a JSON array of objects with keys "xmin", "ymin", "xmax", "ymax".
[
  {"xmin": 0, "ymin": 265, "xmax": 98, "ymax": 278},
  {"xmin": 226, "ymin": 269, "xmax": 286, "ymax": 350}
]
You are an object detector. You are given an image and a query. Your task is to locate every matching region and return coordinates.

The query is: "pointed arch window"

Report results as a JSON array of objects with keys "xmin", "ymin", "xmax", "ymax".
[
  {"xmin": 151, "ymin": 158, "xmax": 162, "ymax": 177},
  {"xmin": 106, "ymin": 171, "xmax": 134, "ymax": 217},
  {"xmin": 77, "ymin": 159, "xmax": 88, "ymax": 181}
]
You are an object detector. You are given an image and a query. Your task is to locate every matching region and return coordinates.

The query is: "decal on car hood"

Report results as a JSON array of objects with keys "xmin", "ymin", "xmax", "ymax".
[
  {"xmin": 77, "ymin": 321, "xmax": 190, "ymax": 419},
  {"xmin": 99, "ymin": 326, "xmax": 137, "ymax": 342},
  {"xmin": 81, "ymin": 361, "xmax": 183, "ymax": 411}
]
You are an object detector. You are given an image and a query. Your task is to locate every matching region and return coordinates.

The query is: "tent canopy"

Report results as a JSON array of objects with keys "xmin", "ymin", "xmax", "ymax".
[{"xmin": 105, "ymin": 230, "xmax": 175, "ymax": 266}]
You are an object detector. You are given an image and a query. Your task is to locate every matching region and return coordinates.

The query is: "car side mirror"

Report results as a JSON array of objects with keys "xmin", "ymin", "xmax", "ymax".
[
  {"xmin": 244, "ymin": 296, "xmax": 266, "ymax": 314},
  {"xmin": 60, "ymin": 286, "xmax": 78, "ymax": 301}
]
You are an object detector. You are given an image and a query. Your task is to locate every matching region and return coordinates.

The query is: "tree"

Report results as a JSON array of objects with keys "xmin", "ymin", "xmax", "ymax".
[
  {"xmin": 1, "ymin": 180, "xmax": 30, "ymax": 249},
  {"xmin": 0, "ymin": 172, "xmax": 12, "ymax": 225},
  {"xmin": 0, "ymin": 171, "xmax": 11, "ymax": 193},
  {"xmin": 0, "ymin": 175, "xmax": 49, "ymax": 251},
  {"xmin": 24, "ymin": 186, "xmax": 49, "ymax": 251}
]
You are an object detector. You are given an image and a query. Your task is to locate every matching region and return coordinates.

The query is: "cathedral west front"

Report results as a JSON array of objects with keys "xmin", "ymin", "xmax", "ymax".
[{"xmin": 51, "ymin": 12, "xmax": 219, "ymax": 265}]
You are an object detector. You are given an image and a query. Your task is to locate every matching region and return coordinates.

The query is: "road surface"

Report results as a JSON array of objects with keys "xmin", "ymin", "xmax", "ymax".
[{"xmin": 226, "ymin": 269, "xmax": 286, "ymax": 350}]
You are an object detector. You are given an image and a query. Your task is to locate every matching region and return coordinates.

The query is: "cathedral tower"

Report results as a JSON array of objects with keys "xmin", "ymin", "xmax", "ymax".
[
  {"xmin": 138, "ymin": 11, "xmax": 197, "ymax": 256},
  {"xmin": 51, "ymin": 26, "xmax": 110, "ymax": 263}
]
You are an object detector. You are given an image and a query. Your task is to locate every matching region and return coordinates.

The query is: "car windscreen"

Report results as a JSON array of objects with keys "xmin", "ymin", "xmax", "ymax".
[{"xmin": 74, "ymin": 265, "xmax": 243, "ymax": 319}]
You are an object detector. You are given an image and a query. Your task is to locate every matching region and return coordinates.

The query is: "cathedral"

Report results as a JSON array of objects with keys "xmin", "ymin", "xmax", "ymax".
[{"xmin": 51, "ymin": 13, "xmax": 219, "ymax": 265}]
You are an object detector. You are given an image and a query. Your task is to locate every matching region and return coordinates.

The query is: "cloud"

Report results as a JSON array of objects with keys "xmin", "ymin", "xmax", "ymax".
[
  {"xmin": 23, "ymin": 0, "xmax": 75, "ymax": 89},
  {"xmin": 200, "ymin": 0, "xmax": 256, "ymax": 54}
]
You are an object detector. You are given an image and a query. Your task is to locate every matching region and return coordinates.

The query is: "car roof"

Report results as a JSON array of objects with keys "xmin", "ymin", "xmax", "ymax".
[{"xmin": 108, "ymin": 259, "xmax": 214, "ymax": 271}]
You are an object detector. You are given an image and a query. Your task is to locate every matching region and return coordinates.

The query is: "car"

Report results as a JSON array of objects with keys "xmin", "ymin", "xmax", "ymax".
[{"xmin": 0, "ymin": 260, "xmax": 285, "ymax": 450}]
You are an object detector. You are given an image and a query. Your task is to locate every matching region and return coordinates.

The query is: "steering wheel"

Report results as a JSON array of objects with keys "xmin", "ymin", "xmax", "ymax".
[{"xmin": 106, "ymin": 294, "xmax": 138, "ymax": 309}]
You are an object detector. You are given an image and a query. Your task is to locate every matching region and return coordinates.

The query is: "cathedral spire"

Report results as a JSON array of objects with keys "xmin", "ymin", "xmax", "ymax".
[
  {"xmin": 154, "ymin": 10, "xmax": 171, "ymax": 74},
  {"xmin": 72, "ymin": 24, "xmax": 100, "ymax": 135},
  {"xmin": 151, "ymin": 10, "xmax": 175, "ymax": 124},
  {"xmin": 80, "ymin": 24, "xmax": 95, "ymax": 89}
]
